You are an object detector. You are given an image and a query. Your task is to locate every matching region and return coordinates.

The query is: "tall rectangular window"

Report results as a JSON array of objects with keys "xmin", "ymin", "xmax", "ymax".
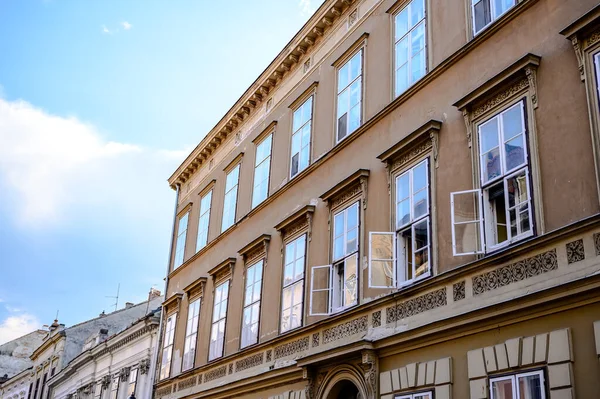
[
  {"xmin": 281, "ymin": 234, "xmax": 306, "ymax": 333},
  {"xmin": 209, "ymin": 281, "xmax": 229, "ymax": 361},
  {"xmin": 197, "ymin": 190, "xmax": 212, "ymax": 251},
  {"xmin": 127, "ymin": 368, "xmax": 138, "ymax": 397},
  {"xmin": 472, "ymin": 0, "xmax": 516, "ymax": 35},
  {"xmin": 490, "ymin": 370, "xmax": 545, "ymax": 399},
  {"xmin": 291, "ymin": 97, "xmax": 313, "ymax": 178},
  {"xmin": 241, "ymin": 260, "xmax": 263, "ymax": 347},
  {"xmin": 451, "ymin": 100, "xmax": 533, "ymax": 255},
  {"xmin": 174, "ymin": 212, "xmax": 189, "ymax": 269},
  {"xmin": 182, "ymin": 298, "xmax": 201, "ymax": 371},
  {"xmin": 394, "ymin": 0, "xmax": 426, "ymax": 97},
  {"xmin": 159, "ymin": 313, "xmax": 177, "ymax": 380},
  {"xmin": 252, "ymin": 135, "xmax": 273, "ymax": 208},
  {"xmin": 336, "ymin": 51, "xmax": 363, "ymax": 142},
  {"xmin": 109, "ymin": 377, "xmax": 119, "ymax": 399},
  {"xmin": 222, "ymin": 164, "xmax": 240, "ymax": 232}
]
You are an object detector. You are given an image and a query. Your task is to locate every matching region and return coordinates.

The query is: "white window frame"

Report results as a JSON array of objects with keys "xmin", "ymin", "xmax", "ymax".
[
  {"xmin": 451, "ymin": 100, "xmax": 533, "ymax": 255},
  {"xmin": 222, "ymin": 164, "xmax": 240, "ymax": 232},
  {"xmin": 336, "ymin": 50, "xmax": 363, "ymax": 143},
  {"xmin": 241, "ymin": 260, "xmax": 264, "ymax": 348},
  {"xmin": 290, "ymin": 97, "xmax": 313, "ymax": 179},
  {"xmin": 281, "ymin": 234, "xmax": 306, "ymax": 333},
  {"xmin": 489, "ymin": 369, "xmax": 546, "ymax": 399},
  {"xmin": 595, "ymin": 53, "xmax": 600, "ymax": 99},
  {"xmin": 174, "ymin": 212, "xmax": 189, "ymax": 269},
  {"xmin": 252, "ymin": 134, "xmax": 273, "ymax": 208},
  {"xmin": 472, "ymin": 0, "xmax": 517, "ymax": 36},
  {"xmin": 368, "ymin": 159, "xmax": 431, "ymax": 289},
  {"xmin": 208, "ymin": 281, "xmax": 229, "ymax": 361},
  {"xmin": 310, "ymin": 202, "xmax": 359, "ymax": 316},
  {"xmin": 182, "ymin": 298, "xmax": 201, "ymax": 371},
  {"xmin": 393, "ymin": 0, "xmax": 427, "ymax": 97},
  {"xmin": 159, "ymin": 312, "xmax": 177, "ymax": 380},
  {"xmin": 395, "ymin": 391, "xmax": 433, "ymax": 399},
  {"xmin": 197, "ymin": 190, "xmax": 212, "ymax": 252},
  {"xmin": 127, "ymin": 368, "xmax": 138, "ymax": 396}
]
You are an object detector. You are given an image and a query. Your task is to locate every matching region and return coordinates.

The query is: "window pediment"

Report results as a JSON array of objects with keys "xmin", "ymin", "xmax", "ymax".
[
  {"xmin": 560, "ymin": 4, "xmax": 600, "ymax": 81},
  {"xmin": 209, "ymin": 257, "xmax": 236, "ymax": 285},
  {"xmin": 238, "ymin": 234, "xmax": 271, "ymax": 264},
  {"xmin": 252, "ymin": 121, "xmax": 277, "ymax": 144},
  {"xmin": 320, "ymin": 169, "xmax": 369, "ymax": 210},
  {"xmin": 377, "ymin": 119, "xmax": 441, "ymax": 171},
  {"xmin": 162, "ymin": 293, "xmax": 183, "ymax": 315},
  {"xmin": 183, "ymin": 277, "xmax": 207, "ymax": 300},
  {"xmin": 275, "ymin": 205, "xmax": 316, "ymax": 242}
]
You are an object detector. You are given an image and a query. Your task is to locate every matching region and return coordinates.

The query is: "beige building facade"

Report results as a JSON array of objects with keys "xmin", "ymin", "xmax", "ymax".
[{"xmin": 155, "ymin": 1, "xmax": 600, "ymax": 398}]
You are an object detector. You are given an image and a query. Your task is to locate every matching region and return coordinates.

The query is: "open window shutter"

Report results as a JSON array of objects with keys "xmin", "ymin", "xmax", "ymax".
[
  {"xmin": 369, "ymin": 232, "xmax": 396, "ymax": 288},
  {"xmin": 309, "ymin": 265, "xmax": 332, "ymax": 316},
  {"xmin": 451, "ymin": 189, "xmax": 484, "ymax": 255}
]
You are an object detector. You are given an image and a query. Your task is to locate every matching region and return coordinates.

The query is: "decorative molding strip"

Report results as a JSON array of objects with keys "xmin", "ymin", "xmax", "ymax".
[
  {"xmin": 472, "ymin": 78, "xmax": 529, "ymax": 119},
  {"xmin": 312, "ymin": 332, "xmax": 320, "ymax": 347},
  {"xmin": 594, "ymin": 233, "xmax": 600, "ymax": 256},
  {"xmin": 239, "ymin": 234, "xmax": 271, "ymax": 265},
  {"xmin": 235, "ymin": 352, "xmax": 264, "ymax": 372},
  {"xmin": 322, "ymin": 315, "xmax": 368, "ymax": 344},
  {"xmin": 453, "ymin": 281, "xmax": 466, "ymax": 302},
  {"xmin": 320, "ymin": 169, "xmax": 369, "ymax": 211},
  {"xmin": 566, "ymin": 239, "xmax": 585, "ymax": 264},
  {"xmin": 274, "ymin": 336, "xmax": 310, "ymax": 359},
  {"xmin": 472, "ymin": 249, "xmax": 558, "ymax": 296},
  {"xmin": 266, "ymin": 349, "xmax": 272, "ymax": 362},
  {"xmin": 204, "ymin": 365, "xmax": 227, "ymax": 383},
  {"xmin": 386, "ymin": 288, "xmax": 447, "ymax": 324},
  {"xmin": 95, "ymin": 324, "xmax": 159, "ymax": 358},
  {"xmin": 177, "ymin": 376, "xmax": 197, "ymax": 391},
  {"xmin": 275, "ymin": 205, "xmax": 316, "ymax": 242},
  {"xmin": 228, "ymin": 363, "xmax": 234, "ymax": 375}
]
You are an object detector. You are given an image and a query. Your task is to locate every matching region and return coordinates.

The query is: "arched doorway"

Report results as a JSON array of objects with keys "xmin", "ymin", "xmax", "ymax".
[{"xmin": 326, "ymin": 379, "xmax": 360, "ymax": 399}]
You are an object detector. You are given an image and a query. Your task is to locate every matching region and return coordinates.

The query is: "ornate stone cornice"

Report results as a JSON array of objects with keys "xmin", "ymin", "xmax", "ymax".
[
  {"xmin": 168, "ymin": 0, "xmax": 357, "ymax": 189},
  {"xmin": 560, "ymin": 4, "xmax": 600, "ymax": 81}
]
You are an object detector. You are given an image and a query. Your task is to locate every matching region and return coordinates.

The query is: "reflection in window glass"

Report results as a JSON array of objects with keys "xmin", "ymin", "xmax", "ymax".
[
  {"xmin": 337, "ymin": 51, "xmax": 363, "ymax": 142},
  {"xmin": 209, "ymin": 281, "xmax": 229, "ymax": 360},
  {"xmin": 394, "ymin": 0, "xmax": 426, "ymax": 97},
  {"xmin": 281, "ymin": 234, "xmax": 306, "ymax": 332},
  {"xmin": 291, "ymin": 97, "xmax": 313, "ymax": 178},
  {"xmin": 241, "ymin": 261, "xmax": 263, "ymax": 347}
]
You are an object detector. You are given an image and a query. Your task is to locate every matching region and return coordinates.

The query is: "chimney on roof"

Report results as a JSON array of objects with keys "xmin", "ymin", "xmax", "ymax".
[
  {"xmin": 99, "ymin": 311, "xmax": 106, "ymax": 318},
  {"xmin": 148, "ymin": 288, "xmax": 161, "ymax": 301},
  {"xmin": 49, "ymin": 319, "xmax": 60, "ymax": 332},
  {"xmin": 125, "ymin": 302, "xmax": 134, "ymax": 309}
]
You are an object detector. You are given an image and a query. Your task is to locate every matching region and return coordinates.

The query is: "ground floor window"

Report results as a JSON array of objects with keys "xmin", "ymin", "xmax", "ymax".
[
  {"xmin": 395, "ymin": 391, "xmax": 432, "ymax": 399},
  {"xmin": 490, "ymin": 370, "xmax": 545, "ymax": 399}
]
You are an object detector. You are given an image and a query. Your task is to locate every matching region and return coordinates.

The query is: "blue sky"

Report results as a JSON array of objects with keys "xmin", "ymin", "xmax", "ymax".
[{"xmin": 0, "ymin": 0, "xmax": 324, "ymax": 343}]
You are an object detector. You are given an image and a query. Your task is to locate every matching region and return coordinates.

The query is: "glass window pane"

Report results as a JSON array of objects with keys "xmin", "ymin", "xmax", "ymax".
[
  {"xmin": 350, "ymin": 79, "xmax": 361, "ymax": 107},
  {"xmin": 346, "ymin": 228, "xmax": 358, "ymax": 254},
  {"xmin": 347, "ymin": 204, "xmax": 358, "ymax": 228},
  {"xmin": 334, "ymin": 212, "xmax": 345, "ymax": 236},
  {"xmin": 474, "ymin": 0, "xmax": 491, "ymax": 33},
  {"xmin": 482, "ymin": 148, "xmax": 502, "ymax": 183},
  {"xmin": 397, "ymin": 199, "xmax": 411, "ymax": 228},
  {"xmin": 349, "ymin": 104, "xmax": 361, "ymax": 133},
  {"xmin": 338, "ymin": 113, "xmax": 348, "ymax": 141},
  {"xmin": 395, "ymin": 8, "xmax": 409, "ymax": 39},
  {"xmin": 491, "ymin": 378, "xmax": 515, "ymax": 399},
  {"xmin": 337, "ymin": 89, "xmax": 349, "ymax": 117},
  {"xmin": 410, "ymin": 0, "xmax": 425, "ymax": 25},
  {"xmin": 338, "ymin": 63, "xmax": 349, "ymax": 91},
  {"xmin": 413, "ymin": 161, "xmax": 427, "ymax": 191},
  {"xmin": 344, "ymin": 255, "xmax": 358, "ymax": 305},
  {"xmin": 518, "ymin": 373, "xmax": 543, "ymax": 399},
  {"xmin": 300, "ymin": 146, "xmax": 310, "ymax": 170},
  {"xmin": 349, "ymin": 52, "xmax": 362, "ymax": 81},
  {"xmin": 505, "ymin": 135, "xmax": 525, "ymax": 171},
  {"xmin": 502, "ymin": 103, "xmax": 523, "ymax": 139},
  {"xmin": 413, "ymin": 189, "xmax": 428, "ymax": 219},
  {"xmin": 480, "ymin": 117, "xmax": 500, "ymax": 153},
  {"xmin": 334, "ymin": 236, "xmax": 344, "ymax": 260}
]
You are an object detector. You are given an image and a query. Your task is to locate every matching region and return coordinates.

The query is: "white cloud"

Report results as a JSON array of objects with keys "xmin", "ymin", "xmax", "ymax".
[
  {"xmin": 101, "ymin": 25, "xmax": 113, "ymax": 35},
  {"xmin": 0, "ymin": 97, "xmax": 185, "ymax": 228},
  {"xmin": 5, "ymin": 305, "xmax": 23, "ymax": 313},
  {"xmin": 0, "ymin": 314, "xmax": 40, "ymax": 345},
  {"xmin": 121, "ymin": 21, "xmax": 132, "ymax": 30},
  {"xmin": 298, "ymin": 0, "xmax": 318, "ymax": 17}
]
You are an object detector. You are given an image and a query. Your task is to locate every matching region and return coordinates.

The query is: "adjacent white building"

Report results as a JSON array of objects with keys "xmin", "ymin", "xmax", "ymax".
[{"xmin": 47, "ymin": 308, "xmax": 161, "ymax": 399}]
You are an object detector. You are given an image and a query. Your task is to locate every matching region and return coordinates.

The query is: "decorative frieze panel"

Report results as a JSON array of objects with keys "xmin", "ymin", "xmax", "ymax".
[
  {"xmin": 322, "ymin": 315, "xmax": 368, "ymax": 344},
  {"xmin": 177, "ymin": 376, "xmax": 197, "ymax": 391},
  {"xmin": 566, "ymin": 239, "xmax": 585, "ymax": 264},
  {"xmin": 155, "ymin": 385, "xmax": 172, "ymax": 398},
  {"xmin": 266, "ymin": 349, "xmax": 272, "ymax": 362},
  {"xmin": 472, "ymin": 249, "xmax": 558, "ymax": 296},
  {"xmin": 331, "ymin": 184, "xmax": 361, "ymax": 209},
  {"xmin": 204, "ymin": 365, "xmax": 227, "ymax": 383},
  {"xmin": 453, "ymin": 281, "xmax": 466, "ymax": 302},
  {"xmin": 274, "ymin": 336, "xmax": 310, "ymax": 359},
  {"xmin": 235, "ymin": 352, "xmax": 264, "ymax": 372},
  {"xmin": 312, "ymin": 333, "xmax": 320, "ymax": 348},
  {"xmin": 372, "ymin": 310, "xmax": 381, "ymax": 328},
  {"xmin": 386, "ymin": 288, "xmax": 447, "ymax": 324},
  {"xmin": 472, "ymin": 79, "xmax": 529, "ymax": 119},
  {"xmin": 594, "ymin": 233, "xmax": 600, "ymax": 256}
]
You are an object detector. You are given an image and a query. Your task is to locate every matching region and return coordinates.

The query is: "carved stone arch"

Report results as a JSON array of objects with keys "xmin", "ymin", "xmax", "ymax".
[{"xmin": 315, "ymin": 364, "xmax": 370, "ymax": 399}]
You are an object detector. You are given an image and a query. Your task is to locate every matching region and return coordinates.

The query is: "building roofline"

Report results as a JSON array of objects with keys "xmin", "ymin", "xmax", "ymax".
[{"xmin": 167, "ymin": 0, "xmax": 358, "ymax": 189}]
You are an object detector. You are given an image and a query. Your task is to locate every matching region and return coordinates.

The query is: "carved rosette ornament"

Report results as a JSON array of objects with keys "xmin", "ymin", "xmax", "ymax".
[
  {"xmin": 139, "ymin": 358, "xmax": 151, "ymax": 375},
  {"xmin": 119, "ymin": 367, "xmax": 131, "ymax": 382},
  {"xmin": 360, "ymin": 350, "xmax": 378, "ymax": 399}
]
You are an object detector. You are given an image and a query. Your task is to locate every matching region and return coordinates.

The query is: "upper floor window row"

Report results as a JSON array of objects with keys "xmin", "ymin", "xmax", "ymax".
[{"xmin": 472, "ymin": 0, "xmax": 516, "ymax": 35}]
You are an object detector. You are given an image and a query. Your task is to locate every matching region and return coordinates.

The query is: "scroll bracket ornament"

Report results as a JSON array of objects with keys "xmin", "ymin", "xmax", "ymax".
[{"xmin": 360, "ymin": 350, "xmax": 378, "ymax": 399}]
